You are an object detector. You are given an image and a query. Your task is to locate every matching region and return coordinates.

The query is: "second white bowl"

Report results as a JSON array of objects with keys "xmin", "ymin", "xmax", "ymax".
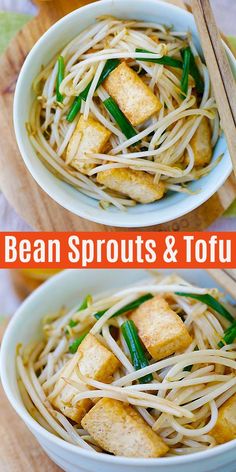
[{"xmin": 1, "ymin": 269, "xmax": 236, "ymax": 472}]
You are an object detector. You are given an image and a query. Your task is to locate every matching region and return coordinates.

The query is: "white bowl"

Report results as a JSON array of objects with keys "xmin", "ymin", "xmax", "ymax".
[
  {"xmin": 13, "ymin": 0, "xmax": 235, "ymax": 228},
  {"xmin": 1, "ymin": 268, "xmax": 236, "ymax": 472}
]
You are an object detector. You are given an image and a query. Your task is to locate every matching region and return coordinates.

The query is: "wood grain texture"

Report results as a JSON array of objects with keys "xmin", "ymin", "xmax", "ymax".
[
  {"xmin": 0, "ymin": 0, "xmax": 235, "ymax": 231},
  {"xmin": 191, "ymin": 0, "xmax": 236, "ymax": 174},
  {"xmin": 0, "ymin": 385, "xmax": 61, "ymax": 472}
]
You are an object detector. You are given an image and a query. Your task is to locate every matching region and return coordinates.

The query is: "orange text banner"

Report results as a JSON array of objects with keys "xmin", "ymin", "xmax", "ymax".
[{"xmin": 0, "ymin": 232, "xmax": 235, "ymax": 268}]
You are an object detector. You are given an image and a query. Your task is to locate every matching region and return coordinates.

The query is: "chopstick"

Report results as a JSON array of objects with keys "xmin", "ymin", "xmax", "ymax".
[
  {"xmin": 207, "ymin": 269, "xmax": 236, "ymax": 299},
  {"xmin": 191, "ymin": 0, "xmax": 236, "ymax": 175}
]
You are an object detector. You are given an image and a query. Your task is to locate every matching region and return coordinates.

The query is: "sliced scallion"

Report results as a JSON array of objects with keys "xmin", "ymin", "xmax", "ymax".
[
  {"xmin": 67, "ymin": 295, "xmax": 92, "ymax": 331},
  {"xmin": 66, "ymin": 96, "xmax": 82, "ymax": 123},
  {"xmin": 80, "ymin": 58, "xmax": 120, "ymax": 102},
  {"xmin": 68, "ymin": 319, "xmax": 78, "ymax": 329},
  {"xmin": 135, "ymin": 48, "xmax": 183, "ymax": 69},
  {"xmin": 66, "ymin": 58, "xmax": 120, "ymax": 122},
  {"xmin": 69, "ymin": 332, "xmax": 88, "ymax": 354},
  {"xmin": 181, "ymin": 47, "xmax": 204, "ymax": 94},
  {"xmin": 218, "ymin": 320, "xmax": 236, "ymax": 348},
  {"xmin": 121, "ymin": 320, "xmax": 153, "ymax": 383},
  {"xmin": 175, "ymin": 292, "xmax": 234, "ymax": 323},
  {"xmin": 94, "ymin": 293, "xmax": 153, "ymax": 320},
  {"xmin": 78, "ymin": 294, "xmax": 92, "ymax": 311},
  {"xmin": 103, "ymin": 97, "xmax": 138, "ymax": 141},
  {"xmin": 180, "ymin": 47, "xmax": 191, "ymax": 98},
  {"xmin": 56, "ymin": 56, "xmax": 65, "ymax": 103}
]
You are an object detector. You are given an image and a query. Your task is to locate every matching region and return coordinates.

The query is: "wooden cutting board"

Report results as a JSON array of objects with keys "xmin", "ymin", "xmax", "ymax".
[{"xmin": 0, "ymin": 0, "xmax": 235, "ymax": 231}]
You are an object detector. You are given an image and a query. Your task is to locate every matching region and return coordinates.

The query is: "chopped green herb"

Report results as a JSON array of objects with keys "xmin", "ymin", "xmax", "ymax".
[
  {"xmin": 67, "ymin": 295, "xmax": 92, "ymax": 332},
  {"xmin": 175, "ymin": 292, "xmax": 234, "ymax": 323},
  {"xmin": 66, "ymin": 96, "xmax": 82, "ymax": 123},
  {"xmin": 121, "ymin": 320, "xmax": 153, "ymax": 384},
  {"xmin": 78, "ymin": 294, "xmax": 92, "ymax": 311},
  {"xmin": 180, "ymin": 47, "xmax": 191, "ymax": 98},
  {"xmin": 94, "ymin": 293, "xmax": 153, "ymax": 320},
  {"xmin": 103, "ymin": 97, "xmax": 138, "ymax": 141},
  {"xmin": 69, "ymin": 332, "xmax": 88, "ymax": 354},
  {"xmin": 135, "ymin": 48, "xmax": 183, "ymax": 69},
  {"xmin": 66, "ymin": 59, "xmax": 120, "ymax": 122},
  {"xmin": 181, "ymin": 47, "xmax": 204, "ymax": 94},
  {"xmin": 80, "ymin": 58, "xmax": 120, "ymax": 101},
  {"xmin": 68, "ymin": 319, "xmax": 78, "ymax": 328},
  {"xmin": 183, "ymin": 364, "xmax": 193, "ymax": 372},
  {"xmin": 56, "ymin": 56, "xmax": 65, "ymax": 103},
  {"xmin": 218, "ymin": 320, "xmax": 236, "ymax": 348}
]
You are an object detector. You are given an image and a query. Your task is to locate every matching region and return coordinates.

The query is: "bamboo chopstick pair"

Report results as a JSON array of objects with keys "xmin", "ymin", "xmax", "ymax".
[
  {"xmin": 190, "ymin": 0, "xmax": 236, "ymax": 174},
  {"xmin": 186, "ymin": 1, "xmax": 236, "ymax": 297},
  {"xmin": 207, "ymin": 269, "xmax": 236, "ymax": 299}
]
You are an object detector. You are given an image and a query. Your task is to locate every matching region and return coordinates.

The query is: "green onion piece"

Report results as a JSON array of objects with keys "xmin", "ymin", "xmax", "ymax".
[
  {"xmin": 183, "ymin": 364, "xmax": 192, "ymax": 372},
  {"xmin": 135, "ymin": 48, "xmax": 183, "ymax": 69},
  {"xmin": 69, "ymin": 332, "xmax": 88, "ymax": 354},
  {"xmin": 218, "ymin": 321, "xmax": 236, "ymax": 348},
  {"xmin": 68, "ymin": 295, "xmax": 91, "ymax": 330},
  {"xmin": 78, "ymin": 294, "xmax": 91, "ymax": 311},
  {"xmin": 56, "ymin": 56, "xmax": 65, "ymax": 103},
  {"xmin": 223, "ymin": 320, "xmax": 236, "ymax": 335},
  {"xmin": 80, "ymin": 58, "xmax": 120, "ymax": 101},
  {"xmin": 121, "ymin": 320, "xmax": 153, "ymax": 384},
  {"xmin": 94, "ymin": 293, "xmax": 153, "ymax": 320},
  {"xmin": 66, "ymin": 59, "xmax": 120, "ymax": 122},
  {"xmin": 180, "ymin": 47, "xmax": 191, "ymax": 98},
  {"xmin": 181, "ymin": 47, "xmax": 204, "ymax": 95},
  {"xmin": 94, "ymin": 310, "xmax": 106, "ymax": 320},
  {"xmin": 66, "ymin": 96, "xmax": 82, "ymax": 123},
  {"xmin": 103, "ymin": 97, "xmax": 138, "ymax": 141},
  {"xmin": 68, "ymin": 319, "xmax": 78, "ymax": 328},
  {"xmin": 175, "ymin": 292, "xmax": 234, "ymax": 323}
]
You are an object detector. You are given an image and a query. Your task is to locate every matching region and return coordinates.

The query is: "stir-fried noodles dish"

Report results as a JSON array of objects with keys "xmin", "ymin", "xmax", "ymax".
[
  {"xmin": 29, "ymin": 17, "xmax": 220, "ymax": 211},
  {"xmin": 17, "ymin": 273, "xmax": 236, "ymax": 458}
]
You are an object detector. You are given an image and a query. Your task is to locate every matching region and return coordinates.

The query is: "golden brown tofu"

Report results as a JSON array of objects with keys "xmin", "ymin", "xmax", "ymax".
[
  {"xmin": 66, "ymin": 116, "xmax": 111, "ymax": 174},
  {"xmin": 211, "ymin": 393, "xmax": 236, "ymax": 444},
  {"xmin": 130, "ymin": 296, "xmax": 192, "ymax": 360},
  {"xmin": 97, "ymin": 168, "xmax": 165, "ymax": 204},
  {"xmin": 104, "ymin": 62, "xmax": 162, "ymax": 126},
  {"xmin": 81, "ymin": 398, "xmax": 169, "ymax": 457},
  {"xmin": 191, "ymin": 116, "xmax": 212, "ymax": 167},
  {"xmin": 51, "ymin": 334, "xmax": 120, "ymax": 423},
  {"xmin": 78, "ymin": 333, "xmax": 120, "ymax": 382}
]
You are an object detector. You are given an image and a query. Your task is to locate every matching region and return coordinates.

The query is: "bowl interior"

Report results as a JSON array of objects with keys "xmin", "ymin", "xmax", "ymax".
[{"xmin": 14, "ymin": 0, "xmax": 234, "ymax": 227}]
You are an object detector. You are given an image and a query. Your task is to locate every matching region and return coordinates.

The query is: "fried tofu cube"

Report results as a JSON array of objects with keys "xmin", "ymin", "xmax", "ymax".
[
  {"xmin": 104, "ymin": 62, "xmax": 162, "ymax": 126},
  {"xmin": 130, "ymin": 296, "xmax": 192, "ymax": 360},
  {"xmin": 211, "ymin": 393, "xmax": 236, "ymax": 444},
  {"xmin": 97, "ymin": 168, "xmax": 165, "ymax": 204},
  {"xmin": 51, "ymin": 364, "xmax": 92, "ymax": 423},
  {"xmin": 67, "ymin": 116, "xmax": 111, "ymax": 174},
  {"xmin": 78, "ymin": 333, "xmax": 120, "ymax": 382},
  {"xmin": 191, "ymin": 116, "xmax": 212, "ymax": 167},
  {"xmin": 81, "ymin": 398, "xmax": 169, "ymax": 457},
  {"xmin": 51, "ymin": 334, "xmax": 120, "ymax": 423}
]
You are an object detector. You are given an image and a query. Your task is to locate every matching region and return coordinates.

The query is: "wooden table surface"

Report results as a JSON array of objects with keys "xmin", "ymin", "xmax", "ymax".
[
  {"xmin": 0, "ymin": 314, "xmax": 61, "ymax": 471},
  {"xmin": 0, "ymin": 385, "xmax": 61, "ymax": 472}
]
